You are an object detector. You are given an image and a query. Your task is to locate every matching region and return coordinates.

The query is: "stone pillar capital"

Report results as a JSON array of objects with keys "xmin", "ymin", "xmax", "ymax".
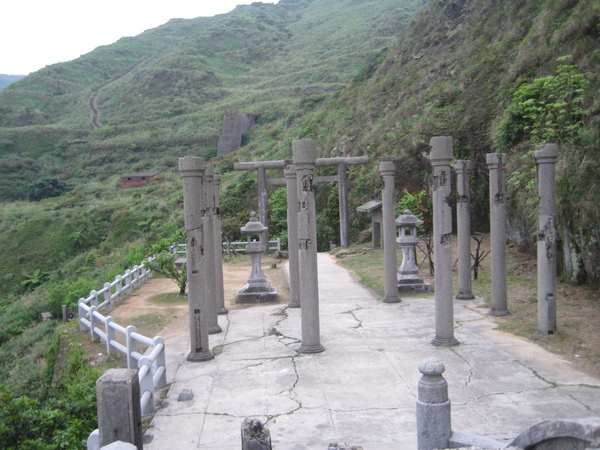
[
  {"xmin": 430, "ymin": 136, "xmax": 453, "ymax": 163},
  {"xmin": 379, "ymin": 159, "xmax": 396, "ymax": 176},
  {"xmin": 534, "ymin": 143, "xmax": 559, "ymax": 163},
  {"xmin": 454, "ymin": 159, "xmax": 472, "ymax": 173},
  {"xmin": 292, "ymin": 140, "xmax": 317, "ymax": 166},
  {"xmin": 179, "ymin": 156, "xmax": 205, "ymax": 175},
  {"xmin": 486, "ymin": 152, "xmax": 506, "ymax": 168}
]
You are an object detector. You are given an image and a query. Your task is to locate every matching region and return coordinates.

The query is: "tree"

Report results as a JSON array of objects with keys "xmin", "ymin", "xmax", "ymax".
[{"xmin": 146, "ymin": 252, "xmax": 187, "ymax": 295}]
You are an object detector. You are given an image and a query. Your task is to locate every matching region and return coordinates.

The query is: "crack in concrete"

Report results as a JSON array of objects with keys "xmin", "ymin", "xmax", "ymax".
[
  {"xmin": 339, "ymin": 305, "xmax": 363, "ymax": 329},
  {"xmin": 514, "ymin": 360, "xmax": 557, "ymax": 387}
]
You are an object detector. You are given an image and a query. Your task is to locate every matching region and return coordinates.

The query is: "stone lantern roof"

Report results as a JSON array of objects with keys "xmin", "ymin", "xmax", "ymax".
[
  {"xmin": 241, "ymin": 212, "xmax": 267, "ymax": 235},
  {"xmin": 396, "ymin": 209, "xmax": 423, "ymax": 228}
]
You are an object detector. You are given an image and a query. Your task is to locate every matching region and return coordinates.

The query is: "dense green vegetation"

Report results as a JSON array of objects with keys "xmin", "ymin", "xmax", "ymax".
[{"xmin": 0, "ymin": 0, "xmax": 598, "ymax": 446}]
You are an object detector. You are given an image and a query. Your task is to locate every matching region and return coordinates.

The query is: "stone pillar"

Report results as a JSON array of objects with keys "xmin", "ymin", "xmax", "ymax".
[
  {"xmin": 213, "ymin": 173, "xmax": 228, "ymax": 314},
  {"xmin": 535, "ymin": 144, "xmax": 558, "ymax": 335},
  {"xmin": 179, "ymin": 156, "xmax": 214, "ymax": 362},
  {"xmin": 338, "ymin": 161, "xmax": 350, "ymax": 248},
  {"xmin": 96, "ymin": 369, "xmax": 143, "ymax": 449},
  {"xmin": 486, "ymin": 153, "xmax": 509, "ymax": 316},
  {"xmin": 293, "ymin": 139, "xmax": 324, "ymax": 354},
  {"xmin": 204, "ymin": 166, "xmax": 221, "ymax": 334},
  {"xmin": 416, "ymin": 358, "xmax": 452, "ymax": 450},
  {"xmin": 379, "ymin": 159, "xmax": 400, "ymax": 303},
  {"xmin": 285, "ymin": 161, "xmax": 301, "ymax": 308},
  {"xmin": 430, "ymin": 137, "xmax": 459, "ymax": 347},
  {"xmin": 258, "ymin": 165, "xmax": 269, "ymax": 250},
  {"xmin": 455, "ymin": 160, "xmax": 475, "ymax": 300}
]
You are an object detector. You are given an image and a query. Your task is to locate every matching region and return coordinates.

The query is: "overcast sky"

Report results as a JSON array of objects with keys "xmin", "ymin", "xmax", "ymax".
[{"xmin": 1, "ymin": 1, "xmax": 279, "ymax": 75}]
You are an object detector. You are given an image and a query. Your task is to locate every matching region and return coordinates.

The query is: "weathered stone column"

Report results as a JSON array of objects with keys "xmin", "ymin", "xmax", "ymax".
[
  {"xmin": 285, "ymin": 161, "xmax": 301, "ymax": 308},
  {"xmin": 293, "ymin": 139, "xmax": 325, "ymax": 354},
  {"xmin": 486, "ymin": 153, "xmax": 509, "ymax": 316},
  {"xmin": 213, "ymin": 173, "xmax": 228, "ymax": 315},
  {"xmin": 535, "ymin": 144, "xmax": 558, "ymax": 335},
  {"xmin": 379, "ymin": 159, "xmax": 400, "ymax": 303},
  {"xmin": 258, "ymin": 165, "xmax": 269, "ymax": 250},
  {"xmin": 338, "ymin": 161, "xmax": 350, "ymax": 248},
  {"xmin": 416, "ymin": 357, "xmax": 452, "ymax": 450},
  {"xmin": 430, "ymin": 137, "xmax": 459, "ymax": 347},
  {"xmin": 204, "ymin": 166, "xmax": 221, "ymax": 334},
  {"xmin": 96, "ymin": 369, "xmax": 143, "ymax": 449},
  {"xmin": 179, "ymin": 156, "xmax": 214, "ymax": 362},
  {"xmin": 455, "ymin": 160, "xmax": 475, "ymax": 300}
]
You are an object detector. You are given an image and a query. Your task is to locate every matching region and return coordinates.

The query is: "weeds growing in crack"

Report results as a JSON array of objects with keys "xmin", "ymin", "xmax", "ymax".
[{"xmin": 340, "ymin": 306, "xmax": 363, "ymax": 329}]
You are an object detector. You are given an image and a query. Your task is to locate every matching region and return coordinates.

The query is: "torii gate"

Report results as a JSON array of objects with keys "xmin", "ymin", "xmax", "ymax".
[{"xmin": 233, "ymin": 156, "xmax": 368, "ymax": 248}]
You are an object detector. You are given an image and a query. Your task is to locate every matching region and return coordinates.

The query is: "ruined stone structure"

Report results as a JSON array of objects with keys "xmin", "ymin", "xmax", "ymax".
[
  {"xmin": 379, "ymin": 159, "xmax": 400, "ymax": 303},
  {"xmin": 293, "ymin": 140, "xmax": 325, "ymax": 354},
  {"xmin": 486, "ymin": 153, "xmax": 509, "ymax": 316},
  {"xmin": 234, "ymin": 156, "xmax": 368, "ymax": 250},
  {"xmin": 535, "ymin": 144, "xmax": 558, "ymax": 335},
  {"xmin": 430, "ymin": 137, "xmax": 459, "ymax": 347},
  {"xmin": 179, "ymin": 156, "xmax": 214, "ymax": 362},
  {"xmin": 455, "ymin": 160, "xmax": 475, "ymax": 300},
  {"xmin": 216, "ymin": 113, "xmax": 256, "ymax": 156}
]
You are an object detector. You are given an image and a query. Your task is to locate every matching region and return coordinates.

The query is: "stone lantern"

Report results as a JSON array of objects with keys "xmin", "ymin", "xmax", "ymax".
[
  {"xmin": 396, "ymin": 210, "xmax": 431, "ymax": 293},
  {"xmin": 237, "ymin": 212, "xmax": 278, "ymax": 303}
]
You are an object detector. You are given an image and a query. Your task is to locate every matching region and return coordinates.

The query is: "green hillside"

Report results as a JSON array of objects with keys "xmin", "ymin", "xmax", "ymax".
[{"xmin": 0, "ymin": 0, "xmax": 599, "ymax": 446}]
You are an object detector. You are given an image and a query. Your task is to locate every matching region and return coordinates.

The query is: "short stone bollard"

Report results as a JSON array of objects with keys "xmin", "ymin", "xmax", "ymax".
[
  {"xmin": 416, "ymin": 357, "xmax": 451, "ymax": 450},
  {"xmin": 241, "ymin": 418, "xmax": 272, "ymax": 450},
  {"xmin": 96, "ymin": 369, "xmax": 143, "ymax": 450}
]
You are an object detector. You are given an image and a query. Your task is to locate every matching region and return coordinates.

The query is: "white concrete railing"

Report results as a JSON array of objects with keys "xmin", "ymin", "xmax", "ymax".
[
  {"xmin": 169, "ymin": 238, "xmax": 282, "ymax": 257},
  {"xmin": 77, "ymin": 257, "xmax": 167, "ymax": 415}
]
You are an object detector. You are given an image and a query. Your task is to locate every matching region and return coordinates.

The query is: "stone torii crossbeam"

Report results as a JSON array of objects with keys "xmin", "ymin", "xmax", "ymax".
[{"xmin": 234, "ymin": 155, "xmax": 368, "ymax": 248}]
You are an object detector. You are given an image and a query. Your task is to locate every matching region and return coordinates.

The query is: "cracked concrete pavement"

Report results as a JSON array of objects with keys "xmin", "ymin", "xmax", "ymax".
[{"xmin": 143, "ymin": 253, "xmax": 600, "ymax": 449}]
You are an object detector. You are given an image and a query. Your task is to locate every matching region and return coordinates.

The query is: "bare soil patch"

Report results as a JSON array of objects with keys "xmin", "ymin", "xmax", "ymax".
[{"xmin": 107, "ymin": 254, "xmax": 289, "ymax": 342}]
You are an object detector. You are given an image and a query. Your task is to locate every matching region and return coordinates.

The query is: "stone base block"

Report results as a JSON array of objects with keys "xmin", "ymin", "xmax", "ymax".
[
  {"xmin": 398, "ymin": 283, "xmax": 432, "ymax": 294},
  {"xmin": 237, "ymin": 289, "xmax": 278, "ymax": 304}
]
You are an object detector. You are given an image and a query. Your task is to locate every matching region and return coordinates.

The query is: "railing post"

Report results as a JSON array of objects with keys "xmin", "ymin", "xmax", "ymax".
[
  {"xmin": 105, "ymin": 317, "xmax": 116, "ymax": 356},
  {"xmin": 147, "ymin": 257, "xmax": 154, "ymax": 279},
  {"xmin": 138, "ymin": 356, "xmax": 155, "ymax": 416},
  {"xmin": 132, "ymin": 265, "xmax": 140, "ymax": 289},
  {"xmin": 126, "ymin": 325, "xmax": 138, "ymax": 369},
  {"xmin": 125, "ymin": 270, "xmax": 133, "ymax": 295},
  {"xmin": 115, "ymin": 275, "xmax": 123, "ymax": 302},
  {"xmin": 103, "ymin": 283, "xmax": 112, "ymax": 312},
  {"xmin": 90, "ymin": 306, "xmax": 100, "ymax": 342},
  {"xmin": 153, "ymin": 336, "xmax": 167, "ymax": 388},
  {"xmin": 90, "ymin": 290, "xmax": 98, "ymax": 308},
  {"xmin": 78, "ymin": 299, "xmax": 87, "ymax": 331}
]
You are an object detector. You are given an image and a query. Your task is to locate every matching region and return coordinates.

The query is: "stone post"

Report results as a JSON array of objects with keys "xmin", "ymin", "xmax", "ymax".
[
  {"xmin": 486, "ymin": 153, "xmax": 509, "ymax": 316},
  {"xmin": 293, "ymin": 139, "xmax": 325, "ymax": 354},
  {"xmin": 416, "ymin": 358, "xmax": 452, "ymax": 450},
  {"xmin": 379, "ymin": 159, "xmax": 400, "ymax": 303},
  {"xmin": 430, "ymin": 137, "xmax": 459, "ymax": 347},
  {"xmin": 455, "ymin": 160, "xmax": 475, "ymax": 300},
  {"xmin": 338, "ymin": 161, "xmax": 350, "ymax": 248},
  {"xmin": 204, "ymin": 166, "xmax": 221, "ymax": 334},
  {"xmin": 96, "ymin": 369, "xmax": 143, "ymax": 449},
  {"xmin": 258, "ymin": 165, "xmax": 269, "ymax": 250},
  {"xmin": 241, "ymin": 419, "xmax": 272, "ymax": 450},
  {"xmin": 534, "ymin": 144, "xmax": 558, "ymax": 335},
  {"xmin": 179, "ymin": 156, "xmax": 214, "ymax": 362},
  {"xmin": 285, "ymin": 161, "xmax": 301, "ymax": 308},
  {"xmin": 213, "ymin": 173, "xmax": 228, "ymax": 315}
]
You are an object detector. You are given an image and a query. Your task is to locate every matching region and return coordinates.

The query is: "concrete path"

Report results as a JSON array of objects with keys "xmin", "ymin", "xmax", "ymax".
[{"xmin": 143, "ymin": 253, "xmax": 600, "ymax": 449}]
